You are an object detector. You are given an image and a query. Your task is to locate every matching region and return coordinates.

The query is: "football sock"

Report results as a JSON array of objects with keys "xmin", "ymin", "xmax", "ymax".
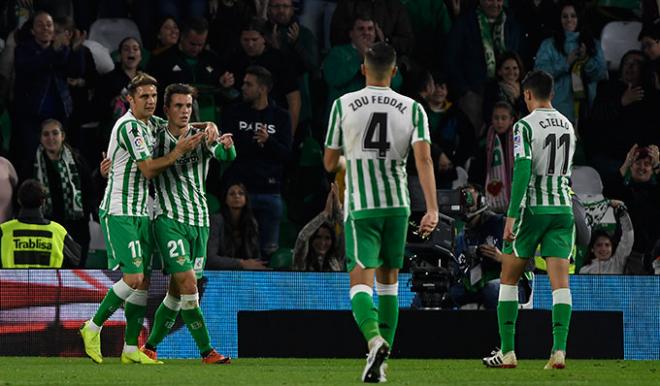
[
  {"xmin": 146, "ymin": 293, "xmax": 181, "ymax": 349},
  {"xmin": 551, "ymin": 288, "xmax": 572, "ymax": 352},
  {"xmin": 376, "ymin": 282, "xmax": 399, "ymax": 348},
  {"xmin": 497, "ymin": 284, "xmax": 519, "ymax": 354},
  {"xmin": 124, "ymin": 290, "xmax": 148, "ymax": 346},
  {"xmin": 92, "ymin": 279, "xmax": 134, "ymax": 326},
  {"xmin": 180, "ymin": 293, "xmax": 213, "ymax": 354},
  {"xmin": 350, "ymin": 285, "xmax": 381, "ymax": 344}
]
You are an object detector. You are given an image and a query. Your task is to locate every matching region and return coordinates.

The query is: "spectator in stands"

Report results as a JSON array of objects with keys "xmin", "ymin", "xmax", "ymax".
[
  {"xmin": 0, "ymin": 179, "xmax": 80, "ymax": 268},
  {"xmin": 323, "ymin": 14, "xmax": 403, "ymax": 124},
  {"xmin": 642, "ymin": 0, "xmax": 660, "ymax": 25},
  {"xmin": 29, "ymin": 119, "xmax": 95, "ymax": 267},
  {"xmin": 152, "ymin": 16, "xmax": 180, "ymax": 57},
  {"xmin": 534, "ymin": 0, "xmax": 607, "ymax": 126},
  {"xmin": 424, "ymin": 74, "xmax": 475, "ymax": 182},
  {"xmin": 330, "ymin": 0, "xmax": 415, "ymax": 65},
  {"xmin": 579, "ymin": 200, "xmax": 633, "ymax": 274},
  {"xmin": 607, "ymin": 144, "xmax": 660, "ymax": 270},
  {"xmin": 639, "ymin": 21, "xmax": 660, "ymax": 95},
  {"xmin": 265, "ymin": 0, "xmax": 320, "ymax": 137},
  {"xmin": 401, "ymin": 0, "xmax": 452, "ymax": 69},
  {"xmin": 652, "ymin": 239, "xmax": 660, "ymax": 274},
  {"xmin": 224, "ymin": 18, "xmax": 302, "ymax": 133},
  {"xmin": 12, "ymin": 11, "xmax": 85, "ymax": 179},
  {"xmin": 149, "ymin": 17, "xmax": 235, "ymax": 110},
  {"xmin": 587, "ymin": 50, "xmax": 656, "ymax": 186},
  {"xmin": 293, "ymin": 182, "xmax": 345, "ymax": 272},
  {"xmin": 509, "ymin": 0, "xmax": 559, "ymax": 69},
  {"xmin": 157, "ymin": 0, "xmax": 207, "ymax": 23},
  {"xmin": 206, "ymin": 182, "xmax": 268, "ymax": 270},
  {"xmin": 469, "ymin": 101, "xmax": 515, "ymax": 214},
  {"xmin": 482, "ymin": 51, "xmax": 527, "ymax": 123},
  {"xmin": 208, "ymin": 0, "xmax": 258, "ymax": 58},
  {"xmin": 0, "ymin": 156, "xmax": 18, "ymax": 223},
  {"xmin": 444, "ymin": 0, "xmax": 525, "ymax": 134},
  {"xmin": 221, "ymin": 65, "xmax": 292, "ymax": 258}
]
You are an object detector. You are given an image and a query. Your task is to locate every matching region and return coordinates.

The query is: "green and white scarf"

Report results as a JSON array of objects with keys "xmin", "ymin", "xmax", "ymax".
[
  {"xmin": 34, "ymin": 144, "xmax": 84, "ymax": 220},
  {"xmin": 477, "ymin": 7, "xmax": 507, "ymax": 79}
]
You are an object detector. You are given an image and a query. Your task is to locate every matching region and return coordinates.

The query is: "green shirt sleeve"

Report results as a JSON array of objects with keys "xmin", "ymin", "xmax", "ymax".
[
  {"xmin": 212, "ymin": 144, "xmax": 236, "ymax": 161},
  {"xmin": 506, "ymin": 158, "xmax": 531, "ymax": 218}
]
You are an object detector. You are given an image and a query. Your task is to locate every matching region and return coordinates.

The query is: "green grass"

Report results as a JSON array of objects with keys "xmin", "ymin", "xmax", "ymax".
[{"xmin": 0, "ymin": 358, "xmax": 658, "ymax": 386}]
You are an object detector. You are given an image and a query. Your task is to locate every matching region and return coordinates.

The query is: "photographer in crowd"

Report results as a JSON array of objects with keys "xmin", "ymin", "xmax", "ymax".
[{"xmin": 448, "ymin": 184, "xmax": 529, "ymax": 309}]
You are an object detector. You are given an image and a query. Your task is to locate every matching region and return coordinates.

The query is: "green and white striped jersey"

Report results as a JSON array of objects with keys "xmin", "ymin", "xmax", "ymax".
[
  {"xmin": 100, "ymin": 110, "xmax": 164, "ymax": 217},
  {"xmin": 325, "ymin": 86, "xmax": 430, "ymax": 219},
  {"xmin": 152, "ymin": 124, "xmax": 236, "ymax": 227},
  {"xmin": 513, "ymin": 108, "xmax": 576, "ymax": 213}
]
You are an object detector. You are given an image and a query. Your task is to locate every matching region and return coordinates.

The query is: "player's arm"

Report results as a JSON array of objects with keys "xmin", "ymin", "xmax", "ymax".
[
  {"xmin": 504, "ymin": 121, "xmax": 533, "ymax": 242},
  {"xmin": 208, "ymin": 133, "xmax": 237, "ymax": 161},
  {"xmin": 137, "ymin": 133, "xmax": 204, "ymax": 179},
  {"xmin": 323, "ymin": 99, "xmax": 344, "ymax": 173},
  {"xmin": 411, "ymin": 102, "xmax": 438, "ymax": 236}
]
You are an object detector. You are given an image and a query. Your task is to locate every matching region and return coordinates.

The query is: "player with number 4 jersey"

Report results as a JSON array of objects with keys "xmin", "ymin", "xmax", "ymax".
[
  {"xmin": 483, "ymin": 70, "xmax": 576, "ymax": 370},
  {"xmin": 324, "ymin": 42, "xmax": 438, "ymax": 383}
]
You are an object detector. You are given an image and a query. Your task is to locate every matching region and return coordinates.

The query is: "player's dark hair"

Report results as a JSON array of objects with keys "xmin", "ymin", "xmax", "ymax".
[
  {"xmin": 127, "ymin": 73, "xmax": 158, "ymax": 96},
  {"xmin": 365, "ymin": 42, "xmax": 397, "ymax": 75},
  {"xmin": 245, "ymin": 65, "xmax": 273, "ymax": 91},
  {"xmin": 521, "ymin": 70, "xmax": 554, "ymax": 100},
  {"xmin": 164, "ymin": 83, "xmax": 196, "ymax": 108},
  {"xmin": 18, "ymin": 179, "xmax": 46, "ymax": 209},
  {"xmin": 180, "ymin": 16, "xmax": 209, "ymax": 38}
]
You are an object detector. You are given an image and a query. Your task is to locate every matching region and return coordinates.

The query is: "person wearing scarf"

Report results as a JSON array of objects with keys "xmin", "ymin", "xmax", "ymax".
[
  {"xmin": 469, "ymin": 101, "xmax": 515, "ymax": 214},
  {"xmin": 534, "ymin": 1, "xmax": 606, "ymax": 126},
  {"xmin": 32, "ymin": 119, "xmax": 95, "ymax": 266}
]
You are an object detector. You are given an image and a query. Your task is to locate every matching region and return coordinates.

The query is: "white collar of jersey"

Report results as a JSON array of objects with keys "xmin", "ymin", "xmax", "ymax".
[{"xmin": 366, "ymin": 85, "xmax": 391, "ymax": 90}]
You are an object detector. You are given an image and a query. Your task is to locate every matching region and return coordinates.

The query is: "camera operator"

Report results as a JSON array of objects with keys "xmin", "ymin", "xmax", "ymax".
[{"xmin": 448, "ymin": 184, "xmax": 528, "ymax": 309}]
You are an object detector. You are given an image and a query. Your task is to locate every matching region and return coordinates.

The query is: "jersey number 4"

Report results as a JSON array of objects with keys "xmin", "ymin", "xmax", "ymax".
[
  {"xmin": 543, "ymin": 133, "xmax": 571, "ymax": 175},
  {"xmin": 363, "ymin": 112, "xmax": 390, "ymax": 158}
]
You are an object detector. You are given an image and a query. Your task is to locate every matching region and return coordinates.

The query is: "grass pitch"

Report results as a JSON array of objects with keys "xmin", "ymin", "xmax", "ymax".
[{"xmin": 0, "ymin": 357, "xmax": 658, "ymax": 386}]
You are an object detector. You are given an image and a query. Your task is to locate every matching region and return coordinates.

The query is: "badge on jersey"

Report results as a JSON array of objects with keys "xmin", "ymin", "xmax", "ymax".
[
  {"xmin": 194, "ymin": 257, "xmax": 204, "ymax": 271},
  {"xmin": 133, "ymin": 136, "xmax": 146, "ymax": 152},
  {"xmin": 512, "ymin": 124, "xmax": 525, "ymax": 159}
]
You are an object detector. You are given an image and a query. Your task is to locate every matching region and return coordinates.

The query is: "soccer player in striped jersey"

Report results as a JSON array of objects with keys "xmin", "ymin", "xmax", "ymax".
[
  {"xmin": 140, "ymin": 83, "xmax": 235, "ymax": 364},
  {"xmin": 80, "ymin": 74, "xmax": 205, "ymax": 365},
  {"xmin": 324, "ymin": 42, "xmax": 438, "ymax": 383},
  {"xmin": 483, "ymin": 70, "xmax": 576, "ymax": 370}
]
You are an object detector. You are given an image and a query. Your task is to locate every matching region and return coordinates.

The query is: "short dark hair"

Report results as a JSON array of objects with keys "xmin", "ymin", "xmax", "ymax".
[
  {"xmin": 118, "ymin": 36, "xmax": 141, "ymax": 52},
  {"xmin": 180, "ymin": 16, "xmax": 209, "ymax": 38},
  {"xmin": 18, "ymin": 179, "xmax": 46, "ymax": 209},
  {"xmin": 164, "ymin": 83, "xmax": 196, "ymax": 107},
  {"xmin": 492, "ymin": 100, "xmax": 515, "ymax": 117},
  {"xmin": 365, "ymin": 42, "xmax": 397, "ymax": 74},
  {"xmin": 241, "ymin": 17, "xmax": 267, "ymax": 35},
  {"xmin": 521, "ymin": 70, "xmax": 554, "ymax": 100},
  {"xmin": 638, "ymin": 21, "xmax": 660, "ymax": 41},
  {"xmin": 40, "ymin": 118, "xmax": 64, "ymax": 133},
  {"xmin": 245, "ymin": 65, "xmax": 273, "ymax": 91},
  {"xmin": 127, "ymin": 73, "xmax": 158, "ymax": 96}
]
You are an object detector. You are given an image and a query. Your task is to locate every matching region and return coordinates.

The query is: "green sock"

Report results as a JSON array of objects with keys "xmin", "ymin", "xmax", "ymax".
[
  {"xmin": 552, "ymin": 303, "xmax": 572, "ymax": 352},
  {"xmin": 377, "ymin": 295, "xmax": 398, "ymax": 348},
  {"xmin": 181, "ymin": 307, "xmax": 212, "ymax": 354},
  {"xmin": 92, "ymin": 288, "xmax": 125, "ymax": 326},
  {"xmin": 497, "ymin": 301, "xmax": 519, "ymax": 354},
  {"xmin": 124, "ymin": 290, "xmax": 148, "ymax": 346},
  {"xmin": 146, "ymin": 302, "xmax": 180, "ymax": 348},
  {"xmin": 351, "ymin": 291, "xmax": 380, "ymax": 343}
]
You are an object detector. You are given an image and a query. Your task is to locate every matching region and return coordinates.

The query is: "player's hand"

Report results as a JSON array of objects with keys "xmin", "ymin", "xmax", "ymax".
[
  {"xmin": 419, "ymin": 211, "xmax": 438, "ymax": 239},
  {"xmin": 621, "ymin": 83, "xmax": 644, "ymax": 106},
  {"xmin": 100, "ymin": 152, "xmax": 110, "ymax": 178},
  {"xmin": 503, "ymin": 217, "xmax": 516, "ymax": 243},
  {"xmin": 205, "ymin": 121, "xmax": 220, "ymax": 144},
  {"xmin": 253, "ymin": 127, "xmax": 269, "ymax": 145},
  {"xmin": 175, "ymin": 131, "xmax": 204, "ymax": 155},
  {"xmin": 219, "ymin": 133, "xmax": 233, "ymax": 149}
]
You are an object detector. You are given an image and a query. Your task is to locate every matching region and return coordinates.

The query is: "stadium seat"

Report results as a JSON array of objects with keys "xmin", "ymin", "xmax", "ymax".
[
  {"xmin": 572, "ymin": 166, "xmax": 604, "ymax": 197},
  {"xmin": 600, "ymin": 21, "xmax": 642, "ymax": 71},
  {"xmin": 88, "ymin": 18, "xmax": 142, "ymax": 52},
  {"xmin": 82, "ymin": 40, "xmax": 115, "ymax": 75}
]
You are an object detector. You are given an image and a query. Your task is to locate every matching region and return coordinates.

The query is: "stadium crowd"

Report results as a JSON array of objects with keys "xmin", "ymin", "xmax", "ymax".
[{"xmin": 0, "ymin": 0, "xmax": 659, "ymax": 277}]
